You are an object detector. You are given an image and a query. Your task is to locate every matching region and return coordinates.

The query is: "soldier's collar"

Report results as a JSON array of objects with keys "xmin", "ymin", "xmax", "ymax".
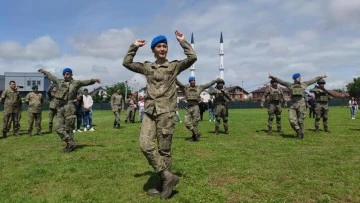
[{"xmin": 150, "ymin": 60, "xmax": 170, "ymax": 68}]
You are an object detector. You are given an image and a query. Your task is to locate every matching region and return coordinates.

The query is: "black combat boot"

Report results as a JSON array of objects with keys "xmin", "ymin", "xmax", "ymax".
[
  {"xmin": 277, "ymin": 127, "xmax": 283, "ymax": 133},
  {"xmin": 224, "ymin": 126, "xmax": 229, "ymax": 134},
  {"xmin": 63, "ymin": 138, "xmax": 77, "ymax": 153},
  {"xmin": 160, "ymin": 170, "xmax": 179, "ymax": 199},
  {"xmin": 314, "ymin": 127, "xmax": 319, "ymax": 133},
  {"xmin": 113, "ymin": 121, "xmax": 116, "ymax": 128},
  {"xmin": 28, "ymin": 130, "xmax": 32, "ymax": 136},
  {"xmin": 2, "ymin": 131, "xmax": 7, "ymax": 138},
  {"xmin": 296, "ymin": 129, "xmax": 304, "ymax": 139},
  {"xmin": 324, "ymin": 126, "xmax": 330, "ymax": 132},
  {"xmin": 49, "ymin": 126, "xmax": 52, "ymax": 133},
  {"xmin": 268, "ymin": 128, "xmax": 272, "ymax": 135}
]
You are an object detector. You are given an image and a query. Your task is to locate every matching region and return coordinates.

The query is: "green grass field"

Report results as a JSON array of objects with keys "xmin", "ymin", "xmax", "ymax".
[{"xmin": 0, "ymin": 107, "xmax": 359, "ymax": 202}]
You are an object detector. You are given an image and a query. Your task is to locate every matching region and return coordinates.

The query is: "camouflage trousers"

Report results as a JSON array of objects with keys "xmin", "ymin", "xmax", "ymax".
[
  {"xmin": 184, "ymin": 105, "xmax": 200, "ymax": 132},
  {"xmin": 49, "ymin": 108, "xmax": 57, "ymax": 129},
  {"xmin": 140, "ymin": 112, "xmax": 175, "ymax": 173},
  {"xmin": 315, "ymin": 102, "xmax": 329, "ymax": 130},
  {"xmin": 126, "ymin": 107, "xmax": 135, "ymax": 123},
  {"xmin": 28, "ymin": 112, "xmax": 42, "ymax": 133},
  {"xmin": 7, "ymin": 111, "xmax": 22, "ymax": 133},
  {"xmin": 56, "ymin": 102, "xmax": 76, "ymax": 141},
  {"xmin": 267, "ymin": 103, "xmax": 282, "ymax": 130},
  {"xmin": 288, "ymin": 100, "xmax": 306, "ymax": 133},
  {"xmin": 112, "ymin": 105, "xmax": 122, "ymax": 126},
  {"xmin": 3, "ymin": 112, "xmax": 19, "ymax": 134},
  {"xmin": 215, "ymin": 104, "xmax": 229, "ymax": 133}
]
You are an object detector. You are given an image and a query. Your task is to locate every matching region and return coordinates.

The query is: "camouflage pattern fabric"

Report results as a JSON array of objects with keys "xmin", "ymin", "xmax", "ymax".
[
  {"xmin": 111, "ymin": 93, "xmax": 123, "ymax": 126},
  {"xmin": 26, "ymin": 91, "xmax": 43, "ymax": 134},
  {"xmin": 1, "ymin": 88, "xmax": 22, "ymax": 134},
  {"xmin": 261, "ymin": 86, "xmax": 285, "ymax": 131},
  {"xmin": 123, "ymin": 39, "xmax": 196, "ymax": 172},
  {"xmin": 42, "ymin": 71, "xmax": 97, "ymax": 141},
  {"xmin": 184, "ymin": 105, "xmax": 200, "ymax": 131},
  {"xmin": 270, "ymin": 75, "xmax": 323, "ymax": 134}
]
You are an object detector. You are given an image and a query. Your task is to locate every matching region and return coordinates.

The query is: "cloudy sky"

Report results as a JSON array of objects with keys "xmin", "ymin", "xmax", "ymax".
[{"xmin": 1, "ymin": 0, "xmax": 360, "ymax": 92}]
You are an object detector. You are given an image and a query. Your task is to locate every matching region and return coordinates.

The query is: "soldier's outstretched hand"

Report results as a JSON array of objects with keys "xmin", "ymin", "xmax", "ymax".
[
  {"xmin": 38, "ymin": 68, "xmax": 46, "ymax": 73},
  {"xmin": 175, "ymin": 30, "xmax": 185, "ymax": 42},
  {"xmin": 134, "ymin": 39, "xmax": 146, "ymax": 47},
  {"xmin": 322, "ymin": 74, "xmax": 327, "ymax": 78},
  {"xmin": 93, "ymin": 79, "xmax": 101, "ymax": 84}
]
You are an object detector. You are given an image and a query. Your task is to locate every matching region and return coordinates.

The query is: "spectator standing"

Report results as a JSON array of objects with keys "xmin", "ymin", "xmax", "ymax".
[
  {"xmin": 138, "ymin": 96, "xmax": 145, "ymax": 122},
  {"xmin": 208, "ymin": 95, "xmax": 215, "ymax": 122},
  {"xmin": 82, "ymin": 88, "xmax": 94, "ymax": 131},
  {"xmin": 349, "ymin": 97, "xmax": 357, "ymax": 119},
  {"xmin": 307, "ymin": 95, "xmax": 316, "ymax": 118}
]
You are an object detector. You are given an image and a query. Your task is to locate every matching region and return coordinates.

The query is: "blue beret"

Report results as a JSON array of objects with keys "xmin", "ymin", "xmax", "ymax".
[
  {"xmin": 292, "ymin": 73, "xmax": 301, "ymax": 80},
  {"xmin": 151, "ymin": 35, "xmax": 167, "ymax": 49},
  {"xmin": 32, "ymin": 85, "xmax": 38, "ymax": 89},
  {"xmin": 63, "ymin": 67, "xmax": 72, "ymax": 75},
  {"xmin": 188, "ymin": 76, "xmax": 195, "ymax": 82}
]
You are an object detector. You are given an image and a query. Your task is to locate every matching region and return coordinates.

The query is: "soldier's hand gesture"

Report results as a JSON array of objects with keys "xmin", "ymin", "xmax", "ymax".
[
  {"xmin": 38, "ymin": 68, "xmax": 46, "ymax": 73},
  {"xmin": 322, "ymin": 74, "xmax": 327, "ymax": 79},
  {"xmin": 268, "ymin": 74, "xmax": 274, "ymax": 79},
  {"xmin": 134, "ymin": 39, "xmax": 146, "ymax": 47},
  {"xmin": 175, "ymin": 30, "xmax": 185, "ymax": 42},
  {"xmin": 93, "ymin": 79, "xmax": 101, "ymax": 84}
]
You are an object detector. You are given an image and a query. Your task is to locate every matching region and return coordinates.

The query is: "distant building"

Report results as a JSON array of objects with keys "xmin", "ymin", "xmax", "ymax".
[
  {"xmin": 224, "ymin": 86, "xmax": 249, "ymax": 101},
  {"xmin": 1, "ymin": 72, "xmax": 51, "ymax": 97}
]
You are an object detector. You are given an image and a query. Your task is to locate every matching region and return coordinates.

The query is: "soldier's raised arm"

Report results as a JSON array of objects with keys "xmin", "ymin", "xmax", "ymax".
[
  {"xmin": 123, "ymin": 39, "xmax": 147, "ymax": 74},
  {"xmin": 38, "ymin": 69, "xmax": 61, "ymax": 84},
  {"xmin": 268, "ymin": 74, "xmax": 291, "ymax": 89},
  {"xmin": 174, "ymin": 30, "xmax": 197, "ymax": 73},
  {"xmin": 200, "ymin": 78, "xmax": 222, "ymax": 92},
  {"xmin": 303, "ymin": 75, "xmax": 327, "ymax": 87}
]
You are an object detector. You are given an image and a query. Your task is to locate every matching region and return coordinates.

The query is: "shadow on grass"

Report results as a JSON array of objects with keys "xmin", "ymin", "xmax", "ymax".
[
  {"xmin": 349, "ymin": 128, "xmax": 360, "ymax": 131},
  {"xmin": 280, "ymin": 133, "xmax": 297, "ymax": 139},
  {"xmin": 75, "ymin": 144, "xmax": 107, "ymax": 150}
]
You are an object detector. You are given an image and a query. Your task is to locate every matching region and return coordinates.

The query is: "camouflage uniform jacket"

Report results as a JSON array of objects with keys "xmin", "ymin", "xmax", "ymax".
[
  {"xmin": 310, "ymin": 86, "xmax": 333, "ymax": 103},
  {"xmin": 43, "ymin": 71, "xmax": 97, "ymax": 102},
  {"xmin": 211, "ymin": 88, "xmax": 231, "ymax": 105},
  {"xmin": 123, "ymin": 40, "xmax": 197, "ymax": 115},
  {"xmin": 270, "ymin": 76, "xmax": 323, "ymax": 103},
  {"xmin": 261, "ymin": 86, "xmax": 285, "ymax": 104},
  {"xmin": 47, "ymin": 83, "xmax": 58, "ymax": 109},
  {"xmin": 176, "ymin": 79, "xmax": 218, "ymax": 105},
  {"xmin": 110, "ymin": 93, "xmax": 124, "ymax": 110},
  {"xmin": 1, "ymin": 88, "xmax": 22, "ymax": 113},
  {"xmin": 25, "ymin": 92, "xmax": 44, "ymax": 113}
]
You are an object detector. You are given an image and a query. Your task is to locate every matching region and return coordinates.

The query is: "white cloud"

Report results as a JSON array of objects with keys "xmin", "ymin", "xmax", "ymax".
[
  {"xmin": 0, "ymin": 36, "xmax": 61, "ymax": 60},
  {"xmin": 69, "ymin": 28, "xmax": 135, "ymax": 59}
]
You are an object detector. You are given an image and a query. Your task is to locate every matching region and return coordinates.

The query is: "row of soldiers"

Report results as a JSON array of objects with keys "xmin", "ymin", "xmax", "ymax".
[
  {"xmin": 1, "ymin": 82, "xmax": 47, "ymax": 137},
  {"xmin": 261, "ymin": 73, "xmax": 333, "ymax": 139}
]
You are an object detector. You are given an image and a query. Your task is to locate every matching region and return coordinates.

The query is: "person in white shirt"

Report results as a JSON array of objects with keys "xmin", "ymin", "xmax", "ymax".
[
  {"xmin": 138, "ymin": 96, "xmax": 145, "ymax": 122},
  {"xmin": 82, "ymin": 89, "xmax": 94, "ymax": 131}
]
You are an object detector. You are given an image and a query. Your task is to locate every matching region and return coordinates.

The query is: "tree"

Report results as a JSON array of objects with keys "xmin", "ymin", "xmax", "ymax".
[
  {"xmin": 346, "ymin": 77, "xmax": 360, "ymax": 99},
  {"xmin": 106, "ymin": 82, "xmax": 132, "ymax": 101}
]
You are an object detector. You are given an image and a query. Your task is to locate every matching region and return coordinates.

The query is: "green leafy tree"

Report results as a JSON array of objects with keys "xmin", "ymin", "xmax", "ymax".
[
  {"xmin": 106, "ymin": 82, "xmax": 132, "ymax": 101},
  {"xmin": 346, "ymin": 77, "xmax": 360, "ymax": 99}
]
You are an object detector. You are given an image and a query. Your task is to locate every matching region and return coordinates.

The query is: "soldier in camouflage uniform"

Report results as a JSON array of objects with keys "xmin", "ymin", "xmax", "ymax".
[
  {"xmin": 25, "ymin": 85, "xmax": 44, "ymax": 136},
  {"xmin": 110, "ymin": 89, "xmax": 124, "ymax": 128},
  {"xmin": 47, "ymin": 81, "xmax": 58, "ymax": 132},
  {"xmin": 260, "ymin": 79, "xmax": 286, "ymax": 135},
  {"xmin": 125, "ymin": 94, "xmax": 137, "ymax": 123},
  {"xmin": 38, "ymin": 68, "xmax": 100, "ymax": 153},
  {"xmin": 310, "ymin": 79, "xmax": 333, "ymax": 132},
  {"xmin": 7, "ymin": 86, "xmax": 23, "ymax": 134},
  {"xmin": 269, "ymin": 73, "xmax": 326, "ymax": 139},
  {"xmin": 177, "ymin": 76, "xmax": 221, "ymax": 141},
  {"xmin": 211, "ymin": 79, "xmax": 232, "ymax": 135},
  {"xmin": 1, "ymin": 81, "xmax": 22, "ymax": 138},
  {"xmin": 123, "ymin": 31, "xmax": 197, "ymax": 199}
]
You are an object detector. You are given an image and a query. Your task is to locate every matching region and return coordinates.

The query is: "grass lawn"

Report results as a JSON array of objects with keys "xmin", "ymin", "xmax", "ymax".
[{"xmin": 0, "ymin": 107, "xmax": 359, "ymax": 202}]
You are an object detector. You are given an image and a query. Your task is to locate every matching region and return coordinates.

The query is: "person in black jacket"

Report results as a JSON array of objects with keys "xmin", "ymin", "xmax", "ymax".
[{"xmin": 198, "ymin": 98, "xmax": 207, "ymax": 121}]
